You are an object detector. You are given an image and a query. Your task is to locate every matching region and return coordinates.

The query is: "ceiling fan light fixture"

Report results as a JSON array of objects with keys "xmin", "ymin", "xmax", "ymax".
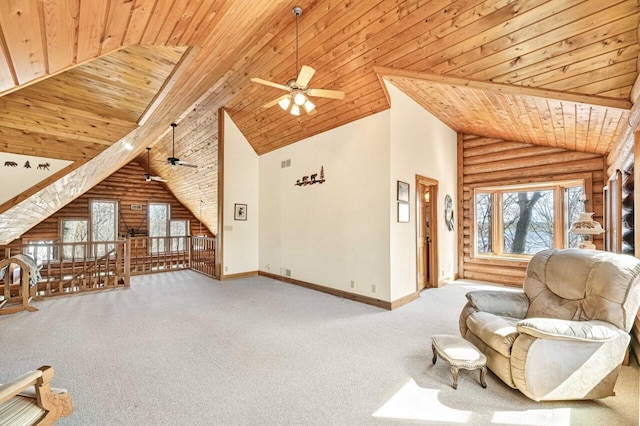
[
  {"xmin": 290, "ymin": 104, "xmax": 301, "ymax": 116},
  {"xmin": 303, "ymin": 99, "xmax": 315, "ymax": 113},
  {"xmin": 279, "ymin": 96, "xmax": 291, "ymax": 111},
  {"xmin": 293, "ymin": 92, "xmax": 306, "ymax": 106}
]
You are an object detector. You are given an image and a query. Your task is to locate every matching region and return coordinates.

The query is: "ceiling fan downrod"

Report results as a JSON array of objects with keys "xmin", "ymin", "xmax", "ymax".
[
  {"xmin": 171, "ymin": 122, "xmax": 177, "ymax": 159},
  {"xmin": 293, "ymin": 6, "xmax": 302, "ymax": 78}
]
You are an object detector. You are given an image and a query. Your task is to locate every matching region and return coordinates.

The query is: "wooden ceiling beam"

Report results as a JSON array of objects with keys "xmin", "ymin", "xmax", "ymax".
[
  {"xmin": 138, "ymin": 46, "xmax": 199, "ymax": 126},
  {"xmin": 374, "ymin": 66, "xmax": 633, "ymax": 111}
]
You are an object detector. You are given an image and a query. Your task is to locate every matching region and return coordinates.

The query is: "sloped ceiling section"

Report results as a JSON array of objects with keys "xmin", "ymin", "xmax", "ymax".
[
  {"xmin": 379, "ymin": 68, "xmax": 632, "ymax": 155},
  {"xmin": 0, "ymin": 1, "xmax": 291, "ymax": 244},
  {"xmin": 225, "ymin": 0, "xmax": 640, "ymax": 154},
  {"xmin": 135, "ymin": 106, "xmax": 219, "ymax": 236}
]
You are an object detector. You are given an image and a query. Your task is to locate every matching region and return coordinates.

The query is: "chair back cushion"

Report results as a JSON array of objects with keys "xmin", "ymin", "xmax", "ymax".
[{"xmin": 524, "ymin": 249, "xmax": 640, "ymax": 331}]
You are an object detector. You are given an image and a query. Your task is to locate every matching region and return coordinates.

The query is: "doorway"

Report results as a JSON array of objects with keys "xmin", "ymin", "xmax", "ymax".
[{"xmin": 416, "ymin": 175, "xmax": 438, "ymax": 290}]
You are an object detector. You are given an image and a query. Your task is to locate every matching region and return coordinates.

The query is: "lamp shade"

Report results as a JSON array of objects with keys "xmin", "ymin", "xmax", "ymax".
[
  {"xmin": 569, "ymin": 212, "xmax": 604, "ymax": 235},
  {"xmin": 278, "ymin": 96, "xmax": 291, "ymax": 111}
]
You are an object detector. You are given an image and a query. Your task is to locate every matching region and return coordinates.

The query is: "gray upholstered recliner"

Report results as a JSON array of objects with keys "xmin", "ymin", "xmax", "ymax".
[{"xmin": 459, "ymin": 248, "xmax": 640, "ymax": 401}]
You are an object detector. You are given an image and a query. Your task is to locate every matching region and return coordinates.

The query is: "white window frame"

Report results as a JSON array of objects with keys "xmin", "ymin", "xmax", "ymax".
[
  {"xmin": 90, "ymin": 199, "xmax": 118, "ymax": 258},
  {"xmin": 148, "ymin": 202, "xmax": 170, "ymax": 253},
  {"xmin": 473, "ymin": 179, "xmax": 585, "ymax": 259},
  {"xmin": 60, "ymin": 218, "xmax": 89, "ymax": 259}
]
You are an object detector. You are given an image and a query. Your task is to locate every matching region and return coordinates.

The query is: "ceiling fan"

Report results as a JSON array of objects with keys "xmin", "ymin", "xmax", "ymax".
[
  {"xmin": 166, "ymin": 123, "xmax": 197, "ymax": 168},
  {"xmin": 251, "ymin": 6, "xmax": 345, "ymax": 116},
  {"xmin": 144, "ymin": 147, "xmax": 166, "ymax": 182}
]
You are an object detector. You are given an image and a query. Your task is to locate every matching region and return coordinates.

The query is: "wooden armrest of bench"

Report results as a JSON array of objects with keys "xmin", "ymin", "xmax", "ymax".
[{"xmin": 0, "ymin": 370, "xmax": 42, "ymax": 405}]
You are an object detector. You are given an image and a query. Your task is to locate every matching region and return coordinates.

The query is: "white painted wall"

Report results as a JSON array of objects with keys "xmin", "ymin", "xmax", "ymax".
[
  {"xmin": 259, "ymin": 112, "xmax": 392, "ymax": 301},
  {"xmin": 0, "ymin": 153, "xmax": 71, "ymax": 205},
  {"xmin": 386, "ymin": 80, "xmax": 458, "ymax": 300},
  {"xmin": 223, "ymin": 112, "xmax": 259, "ymax": 274}
]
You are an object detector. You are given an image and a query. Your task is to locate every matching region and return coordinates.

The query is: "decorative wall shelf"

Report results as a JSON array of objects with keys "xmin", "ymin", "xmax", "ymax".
[{"xmin": 295, "ymin": 166, "xmax": 325, "ymax": 186}]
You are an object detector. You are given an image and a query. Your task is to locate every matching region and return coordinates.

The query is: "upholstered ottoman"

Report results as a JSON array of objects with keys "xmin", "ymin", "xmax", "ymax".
[{"xmin": 431, "ymin": 334, "xmax": 487, "ymax": 389}]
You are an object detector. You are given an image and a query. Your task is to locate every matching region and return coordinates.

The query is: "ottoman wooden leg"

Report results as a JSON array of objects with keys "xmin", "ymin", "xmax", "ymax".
[
  {"xmin": 450, "ymin": 366, "xmax": 459, "ymax": 390},
  {"xmin": 432, "ymin": 344, "xmax": 437, "ymax": 364},
  {"xmin": 479, "ymin": 366, "xmax": 487, "ymax": 388}
]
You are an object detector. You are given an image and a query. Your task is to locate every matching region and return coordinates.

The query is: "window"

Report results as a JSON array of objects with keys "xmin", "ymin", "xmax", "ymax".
[
  {"xmin": 148, "ymin": 203, "xmax": 190, "ymax": 252},
  {"xmin": 149, "ymin": 203, "xmax": 169, "ymax": 252},
  {"xmin": 23, "ymin": 240, "xmax": 57, "ymax": 263},
  {"xmin": 170, "ymin": 220, "xmax": 189, "ymax": 252},
  {"xmin": 474, "ymin": 181, "xmax": 584, "ymax": 257},
  {"xmin": 91, "ymin": 200, "xmax": 117, "ymax": 257},
  {"xmin": 61, "ymin": 219, "xmax": 88, "ymax": 259}
]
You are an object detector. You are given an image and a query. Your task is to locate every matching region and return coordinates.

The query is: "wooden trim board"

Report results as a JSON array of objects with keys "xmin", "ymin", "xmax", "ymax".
[
  {"xmin": 258, "ymin": 271, "xmax": 419, "ymax": 310},
  {"xmin": 219, "ymin": 270, "xmax": 259, "ymax": 281}
]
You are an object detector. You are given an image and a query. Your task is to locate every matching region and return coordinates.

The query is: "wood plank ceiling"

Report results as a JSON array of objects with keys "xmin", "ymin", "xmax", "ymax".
[
  {"xmin": 0, "ymin": 0, "xmax": 637, "ymax": 244},
  {"xmin": 379, "ymin": 68, "xmax": 631, "ymax": 155}
]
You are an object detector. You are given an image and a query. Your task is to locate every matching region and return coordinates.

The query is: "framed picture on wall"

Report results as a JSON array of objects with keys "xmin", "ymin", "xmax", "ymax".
[
  {"xmin": 398, "ymin": 202, "xmax": 409, "ymax": 223},
  {"xmin": 397, "ymin": 181, "xmax": 409, "ymax": 202},
  {"xmin": 234, "ymin": 203, "xmax": 247, "ymax": 221}
]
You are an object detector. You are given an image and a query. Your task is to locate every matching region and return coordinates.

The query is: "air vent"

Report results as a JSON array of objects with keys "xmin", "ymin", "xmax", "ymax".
[
  {"xmin": 130, "ymin": 205, "xmax": 143, "ymax": 210},
  {"xmin": 281, "ymin": 159, "xmax": 291, "ymax": 168}
]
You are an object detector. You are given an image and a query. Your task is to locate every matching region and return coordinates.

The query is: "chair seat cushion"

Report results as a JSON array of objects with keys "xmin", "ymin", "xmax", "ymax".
[{"xmin": 466, "ymin": 311, "xmax": 520, "ymax": 358}]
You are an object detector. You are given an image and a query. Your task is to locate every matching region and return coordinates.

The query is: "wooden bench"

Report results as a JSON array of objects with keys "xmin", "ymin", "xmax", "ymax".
[
  {"xmin": 0, "ymin": 255, "xmax": 40, "ymax": 315},
  {"xmin": 0, "ymin": 366, "xmax": 73, "ymax": 425}
]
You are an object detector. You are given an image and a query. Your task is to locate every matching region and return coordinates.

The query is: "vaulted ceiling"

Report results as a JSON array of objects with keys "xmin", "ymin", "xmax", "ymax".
[{"xmin": 0, "ymin": 0, "xmax": 637, "ymax": 244}]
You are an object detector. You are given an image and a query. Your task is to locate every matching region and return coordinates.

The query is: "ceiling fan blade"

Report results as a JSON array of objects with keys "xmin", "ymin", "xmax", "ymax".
[
  {"xmin": 263, "ymin": 94, "xmax": 290, "ymax": 109},
  {"xmin": 296, "ymin": 65, "xmax": 315, "ymax": 88},
  {"xmin": 176, "ymin": 160, "xmax": 198, "ymax": 168},
  {"xmin": 307, "ymin": 88, "xmax": 345, "ymax": 100},
  {"xmin": 251, "ymin": 78, "xmax": 289, "ymax": 91}
]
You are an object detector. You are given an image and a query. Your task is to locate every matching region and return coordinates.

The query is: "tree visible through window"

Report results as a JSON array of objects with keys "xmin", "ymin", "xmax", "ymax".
[
  {"xmin": 475, "ymin": 181, "xmax": 583, "ymax": 257},
  {"xmin": 476, "ymin": 193, "xmax": 492, "ymax": 254},
  {"xmin": 170, "ymin": 220, "xmax": 188, "ymax": 252},
  {"xmin": 149, "ymin": 203, "xmax": 169, "ymax": 252},
  {"xmin": 91, "ymin": 200, "xmax": 117, "ymax": 257},
  {"xmin": 503, "ymin": 190, "xmax": 553, "ymax": 255},
  {"xmin": 62, "ymin": 219, "xmax": 88, "ymax": 259}
]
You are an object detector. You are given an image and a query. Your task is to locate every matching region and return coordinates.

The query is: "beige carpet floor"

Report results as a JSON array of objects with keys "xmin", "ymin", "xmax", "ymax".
[{"xmin": 0, "ymin": 272, "xmax": 638, "ymax": 425}]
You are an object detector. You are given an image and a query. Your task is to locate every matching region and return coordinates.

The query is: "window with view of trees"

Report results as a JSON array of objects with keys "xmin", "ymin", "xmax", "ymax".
[
  {"xmin": 474, "ymin": 181, "xmax": 584, "ymax": 257},
  {"xmin": 149, "ymin": 203, "xmax": 169, "ymax": 252},
  {"xmin": 148, "ymin": 204, "xmax": 189, "ymax": 253},
  {"xmin": 24, "ymin": 240, "xmax": 57, "ymax": 263},
  {"xmin": 91, "ymin": 200, "xmax": 117, "ymax": 257},
  {"xmin": 170, "ymin": 220, "xmax": 188, "ymax": 252},
  {"xmin": 61, "ymin": 219, "xmax": 88, "ymax": 259}
]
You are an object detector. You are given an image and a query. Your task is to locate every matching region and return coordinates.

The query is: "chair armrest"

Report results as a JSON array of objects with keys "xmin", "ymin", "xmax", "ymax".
[
  {"xmin": 0, "ymin": 370, "xmax": 42, "ymax": 404},
  {"xmin": 517, "ymin": 318, "xmax": 622, "ymax": 342},
  {"xmin": 465, "ymin": 290, "xmax": 529, "ymax": 319}
]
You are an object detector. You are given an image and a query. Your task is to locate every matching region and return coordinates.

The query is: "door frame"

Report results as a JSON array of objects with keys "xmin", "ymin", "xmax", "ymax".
[{"xmin": 415, "ymin": 174, "xmax": 439, "ymax": 290}]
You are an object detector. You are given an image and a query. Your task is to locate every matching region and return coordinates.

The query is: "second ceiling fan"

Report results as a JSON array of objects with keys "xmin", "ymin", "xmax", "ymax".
[
  {"xmin": 251, "ymin": 6, "xmax": 344, "ymax": 116},
  {"xmin": 165, "ymin": 123, "xmax": 197, "ymax": 168}
]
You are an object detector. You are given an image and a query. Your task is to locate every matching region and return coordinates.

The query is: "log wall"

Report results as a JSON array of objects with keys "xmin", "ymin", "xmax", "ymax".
[
  {"xmin": 5, "ymin": 161, "xmax": 213, "ymax": 250},
  {"xmin": 460, "ymin": 134, "xmax": 606, "ymax": 286}
]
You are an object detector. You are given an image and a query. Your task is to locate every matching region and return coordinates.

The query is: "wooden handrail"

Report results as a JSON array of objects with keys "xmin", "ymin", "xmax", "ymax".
[{"xmin": 59, "ymin": 248, "xmax": 115, "ymax": 286}]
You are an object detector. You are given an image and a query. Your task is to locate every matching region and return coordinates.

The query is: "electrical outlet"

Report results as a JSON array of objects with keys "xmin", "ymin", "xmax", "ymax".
[
  {"xmin": 266, "ymin": 264, "xmax": 271, "ymax": 270},
  {"xmin": 350, "ymin": 280, "xmax": 355, "ymax": 288},
  {"xmin": 285, "ymin": 269, "xmax": 291, "ymax": 277},
  {"xmin": 224, "ymin": 266, "xmax": 228, "ymax": 272},
  {"xmin": 371, "ymin": 284, "xmax": 376, "ymax": 293}
]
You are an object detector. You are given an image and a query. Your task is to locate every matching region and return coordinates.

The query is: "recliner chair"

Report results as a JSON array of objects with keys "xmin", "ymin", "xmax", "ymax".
[{"xmin": 459, "ymin": 248, "xmax": 640, "ymax": 401}]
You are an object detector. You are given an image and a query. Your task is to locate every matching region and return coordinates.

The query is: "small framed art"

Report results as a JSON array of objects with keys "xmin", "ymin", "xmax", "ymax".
[
  {"xmin": 398, "ymin": 202, "xmax": 409, "ymax": 223},
  {"xmin": 397, "ymin": 181, "xmax": 409, "ymax": 203},
  {"xmin": 234, "ymin": 203, "xmax": 247, "ymax": 221}
]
